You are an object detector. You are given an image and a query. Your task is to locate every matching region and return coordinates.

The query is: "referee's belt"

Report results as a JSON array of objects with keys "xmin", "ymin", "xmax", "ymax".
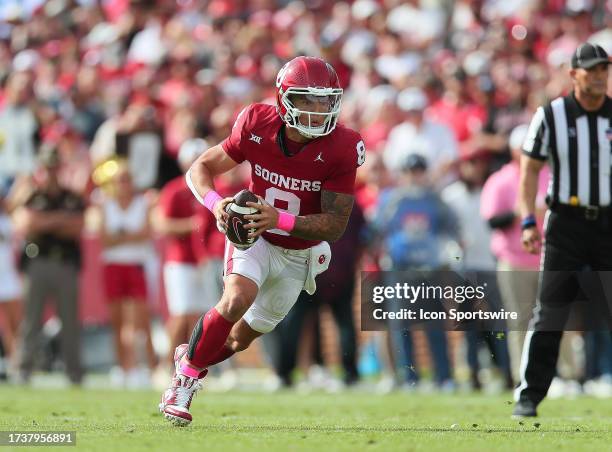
[{"xmin": 551, "ymin": 203, "xmax": 612, "ymax": 221}]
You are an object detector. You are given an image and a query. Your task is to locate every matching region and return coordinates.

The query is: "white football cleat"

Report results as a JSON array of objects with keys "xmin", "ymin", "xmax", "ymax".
[{"xmin": 159, "ymin": 344, "xmax": 207, "ymax": 426}]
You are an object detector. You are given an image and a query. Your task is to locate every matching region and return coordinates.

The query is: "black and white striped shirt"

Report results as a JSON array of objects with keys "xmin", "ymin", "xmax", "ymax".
[{"xmin": 523, "ymin": 92, "xmax": 612, "ymax": 207}]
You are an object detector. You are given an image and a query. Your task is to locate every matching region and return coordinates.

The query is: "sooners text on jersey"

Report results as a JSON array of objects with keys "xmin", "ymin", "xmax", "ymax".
[{"xmin": 222, "ymin": 103, "xmax": 365, "ymax": 249}]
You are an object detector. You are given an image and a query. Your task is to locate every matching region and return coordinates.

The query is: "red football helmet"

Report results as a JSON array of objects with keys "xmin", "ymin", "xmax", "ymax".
[{"xmin": 276, "ymin": 56, "xmax": 343, "ymax": 138}]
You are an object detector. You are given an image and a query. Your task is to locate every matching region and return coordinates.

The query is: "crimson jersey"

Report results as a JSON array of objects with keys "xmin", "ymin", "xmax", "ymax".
[
  {"xmin": 158, "ymin": 176, "xmax": 198, "ymax": 264},
  {"xmin": 222, "ymin": 103, "xmax": 365, "ymax": 250}
]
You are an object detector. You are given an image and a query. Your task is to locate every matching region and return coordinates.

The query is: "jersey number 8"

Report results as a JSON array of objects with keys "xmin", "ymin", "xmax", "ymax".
[
  {"xmin": 357, "ymin": 140, "xmax": 366, "ymax": 166},
  {"xmin": 265, "ymin": 187, "xmax": 300, "ymax": 236},
  {"xmin": 266, "ymin": 140, "xmax": 365, "ymax": 236}
]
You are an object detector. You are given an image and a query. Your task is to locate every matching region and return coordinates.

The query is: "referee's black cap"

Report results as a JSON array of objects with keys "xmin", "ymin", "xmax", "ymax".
[{"xmin": 571, "ymin": 43, "xmax": 610, "ymax": 69}]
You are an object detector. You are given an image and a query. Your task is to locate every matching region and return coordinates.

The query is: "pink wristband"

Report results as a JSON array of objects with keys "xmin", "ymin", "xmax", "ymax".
[
  {"xmin": 203, "ymin": 190, "xmax": 223, "ymax": 213},
  {"xmin": 277, "ymin": 211, "xmax": 296, "ymax": 232}
]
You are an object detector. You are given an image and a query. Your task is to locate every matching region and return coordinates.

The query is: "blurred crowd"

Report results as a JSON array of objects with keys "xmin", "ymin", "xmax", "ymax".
[{"xmin": 0, "ymin": 0, "xmax": 611, "ymax": 396}]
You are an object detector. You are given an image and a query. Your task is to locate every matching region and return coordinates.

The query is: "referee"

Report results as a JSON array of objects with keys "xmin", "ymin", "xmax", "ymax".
[{"xmin": 514, "ymin": 42, "xmax": 611, "ymax": 418}]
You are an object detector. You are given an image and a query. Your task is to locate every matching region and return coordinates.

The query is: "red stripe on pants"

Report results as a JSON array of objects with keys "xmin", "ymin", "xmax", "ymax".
[{"xmin": 224, "ymin": 241, "xmax": 235, "ymax": 275}]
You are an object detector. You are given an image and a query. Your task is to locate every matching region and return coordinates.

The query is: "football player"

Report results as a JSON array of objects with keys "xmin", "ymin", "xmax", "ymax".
[{"xmin": 159, "ymin": 56, "xmax": 365, "ymax": 425}]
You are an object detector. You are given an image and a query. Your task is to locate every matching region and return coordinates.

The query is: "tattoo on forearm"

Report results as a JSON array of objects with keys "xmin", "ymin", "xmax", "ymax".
[{"xmin": 292, "ymin": 191, "xmax": 354, "ymax": 242}]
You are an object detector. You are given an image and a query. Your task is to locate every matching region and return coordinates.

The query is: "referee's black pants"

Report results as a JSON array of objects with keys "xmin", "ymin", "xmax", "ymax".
[{"xmin": 515, "ymin": 210, "xmax": 612, "ymax": 406}]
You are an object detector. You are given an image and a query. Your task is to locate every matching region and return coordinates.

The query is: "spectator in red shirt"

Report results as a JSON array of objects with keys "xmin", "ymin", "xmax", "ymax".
[
  {"xmin": 154, "ymin": 139, "xmax": 208, "ymax": 369},
  {"xmin": 428, "ymin": 69, "xmax": 487, "ymax": 144}
]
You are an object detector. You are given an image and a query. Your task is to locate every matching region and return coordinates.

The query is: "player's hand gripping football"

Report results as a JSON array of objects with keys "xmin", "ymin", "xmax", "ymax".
[
  {"xmin": 521, "ymin": 226, "xmax": 541, "ymax": 254},
  {"xmin": 213, "ymin": 196, "xmax": 235, "ymax": 233},
  {"xmin": 244, "ymin": 196, "xmax": 280, "ymax": 239}
]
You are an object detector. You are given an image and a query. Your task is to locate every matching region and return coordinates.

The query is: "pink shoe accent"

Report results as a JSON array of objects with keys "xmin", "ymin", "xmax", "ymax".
[{"xmin": 179, "ymin": 357, "xmax": 205, "ymax": 379}]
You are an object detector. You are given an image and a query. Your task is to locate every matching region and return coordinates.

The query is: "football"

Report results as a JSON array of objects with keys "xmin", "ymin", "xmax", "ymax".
[{"xmin": 224, "ymin": 189, "xmax": 262, "ymax": 249}]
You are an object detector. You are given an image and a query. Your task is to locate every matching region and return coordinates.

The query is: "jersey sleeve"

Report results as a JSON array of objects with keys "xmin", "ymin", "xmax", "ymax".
[
  {"xmin": 221, "ymin": 105, "xmax": 252, "ymax": 164},
  {"xmin": 322, "ymin": 132, "xmax": 365, "ymax": 194},
  {"xmin": 522, "ymin": 106, "xmax": 549, "ymax": 161}
]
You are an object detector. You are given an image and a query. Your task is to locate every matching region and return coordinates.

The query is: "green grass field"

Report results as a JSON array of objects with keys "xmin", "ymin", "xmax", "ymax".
[{"xmin": 0, "ymin": 386, "xmax": 610, "ymax": 451}]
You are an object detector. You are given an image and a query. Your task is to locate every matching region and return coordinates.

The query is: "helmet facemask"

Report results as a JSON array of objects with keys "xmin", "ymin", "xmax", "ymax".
[{"xmin": 280, "ymin": 87, "xmax": 343, "ymax": 138}]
